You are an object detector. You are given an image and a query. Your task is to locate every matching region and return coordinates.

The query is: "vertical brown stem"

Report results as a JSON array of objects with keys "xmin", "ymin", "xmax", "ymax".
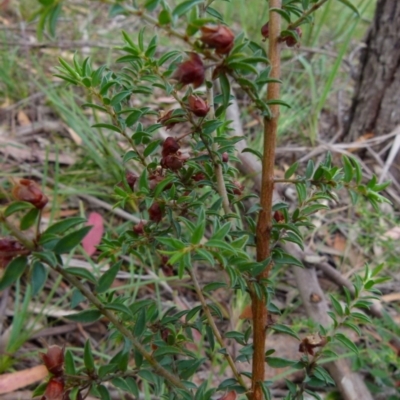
[{"xmin": 252, "ymin": 1, "xmax": 282, "ymax": 399}]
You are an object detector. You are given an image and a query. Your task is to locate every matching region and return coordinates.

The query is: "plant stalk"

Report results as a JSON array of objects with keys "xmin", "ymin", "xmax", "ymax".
[
  {"xmin": 252, "ymin": 1, "xmax": 282, "ymax": 399},
  {"xmin": 52, "ymin": 264, "xmax": 188, "ymax": 392}
]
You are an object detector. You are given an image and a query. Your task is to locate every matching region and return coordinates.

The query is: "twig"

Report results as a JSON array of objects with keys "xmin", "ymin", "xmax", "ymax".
[
  {"xmin": 52, "ymin": 263, "xmax": 188, "ymax": 392},
  {"xmin": 205, "ymin": 67, "xmax": 231, "ymax": 215},
  {"xmin": 187, "ymin": 268, "xmax": 248, "ymax": 391},
  {"xmin": 288, "ymin": 0, "xmax": 330, "ymax": 29}
]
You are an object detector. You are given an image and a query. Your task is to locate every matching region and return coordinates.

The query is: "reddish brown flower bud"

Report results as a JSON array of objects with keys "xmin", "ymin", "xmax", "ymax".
[
  {"xmin": 41, "ymin": 377, "xmax": 64, "ymax": 400},
  {"xmin": 218, "ymin": 391, "xmax": 237, "ymax": 400},
  {"xmin": 160, "ymin": 255, "xmax": 174, "ymax": 277},
  {"xmin": 158, "ymin": 109, "xmax": 181, "ymax": 130},
  {"xmin": 40, "ymin": 345, "xmax": 64, "ymax": 377},
  {"xmin": 126, "ymin": 172, "xmax": 138, "ymax": 190},
  {"xmin": 172, "ymin": 53, "xmax": 205, "ymax": 88},
  {"xmin": 261, "ymin": 22, "xmax": 269, "ymax": 40},
  {"xmin": 162, "ymin": 137, "xmax": 180, "ymax": 157},
  {"xmin": 133, "ymin": 221, "xmax": 145, "ymax": 235},
  {"xmin": 273, "ymin": 210, "xmax": 285, "ymax": 222},
  {"xmin": 161, "ymin": 154, "xmax": 185, "ymax": 171},
  {"xmin": 188, "ymin": 95, "xmax": 210, "ymax": 117},
  {"xmin": 12, "ymin": 179, "xmax": 48, "ymax": 209},
  {"xmin": 148, "ymin": 202, "xmax": 163, "ymax": 223},
  {"xmin": 200, "ymin": 25, "xmax": 235, "ymax": 55},
  {"xmin": 192, "ymin": 172, "xmax": 206, "ymax": 182},
  {"xmin": 222, "ymin": 152, "xmax": 229, "ymax": 163},
  {"xmin": 232, "ymin": 181, "xmax": 244, "ymax": 196},
  {"xmin": 282, "ymin": 27, "xmax": 302, "ymax": 47}
]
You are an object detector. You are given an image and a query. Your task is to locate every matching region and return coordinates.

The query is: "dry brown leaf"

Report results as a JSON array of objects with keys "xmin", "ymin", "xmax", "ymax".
[
  {"xmin": 348, "ymin": 132, "xmax": 374, "ymax": 152},
  {"xmin": 0, "ymin": 365, "xmax": 48, "ymax": 394},
  {"xmin": 66, "ymin": 126, "xmax": 82, "ymax": 145},
  {"xmin": 382, "ymin": 293, "xmax": 400, "ymax": 303},
  {"xmin": 17, "ymin": 111, "xmax": 31, "ymax": 126}
]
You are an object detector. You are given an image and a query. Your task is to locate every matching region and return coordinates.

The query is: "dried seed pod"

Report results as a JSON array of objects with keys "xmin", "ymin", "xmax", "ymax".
[
  {"xmin": 162, "ymin": 137, "xmax": 180, "ymax": 157},
  {"xmin": 12, "ymin": 179, "xmax": 48, "ymax": 209},
  {"xmin": 133, "ymin": 221, "xmax": 145, "ymax": 235},
  {"xmin": 298, "ymin": 332, "xmax": 327, "ymax": 355},
  {"xmin": 188, "ymin": 95, "xmax": 210, "ymax": 117},
  {"xmin": 172, "ymin": 53, "xmax": 205, "ymax": 88},
  {"xmin": 200, "ymin": 25, "xmax": 235, "ymax": 55},
  {"xmin": 148, "ymin": 202, "xmax": 163, "ymax": 223},
  {"xmin": 40, "ymin": 345, "xmax": 64, "ymax": 377},
  {"xmin": 41, "ymin": 377, "xmax": 64, "ymax": 400}
]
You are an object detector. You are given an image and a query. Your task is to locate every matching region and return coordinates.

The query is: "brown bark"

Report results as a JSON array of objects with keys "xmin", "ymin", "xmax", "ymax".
[{"xmin": 345, "ymin": 1, "xmax": 400, "ymax": 146}]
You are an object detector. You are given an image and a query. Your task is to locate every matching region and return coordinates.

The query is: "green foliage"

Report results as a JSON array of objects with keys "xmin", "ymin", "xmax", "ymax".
[{"xmin": 0, "ymin": 0, "xmax": 395, "ymax": 399}]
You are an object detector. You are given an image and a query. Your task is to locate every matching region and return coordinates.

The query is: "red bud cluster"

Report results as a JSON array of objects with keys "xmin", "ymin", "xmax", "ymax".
[
  {"xmin": 172, "ymin": 53, "xmax": 205, "ymax": 88},
  {"xmin": 148, "ymin": 202, "xmax": 163, "ymax": 223},
  {"xmin": 282, "ymin": 27, "xmax": 302, "ymax": 47},
  {"xmin": 133, "ymin": 221, "xmax": 146, "ymax": 235},
  {"xmin": 12, "ymin": 179, "xmax": 48, "ymax": 209},
  {"xmin": 40, "ymin": 346, "xmax": 66, "ymax": 400},
  {"xmin": 126, "ymin": 172, "xmax": 138, "ymax": 190},
  {"xmin": 41, "ymin": 376, "xmax": 64, "ymax": 400},
  {"xmin": 200, "ymin": 25, "xmax": 235, "ymax": 55},
  {"xmin": 188, "ymin": 95, "xmax": 210, "ymax": 117},
  {"xmin": 261, "ymin": 22, "xmax": 269, "ymax": 40},
  {"xmin": 222, "ymin": 152, "xmax": 229, "ymax": 163},
  {"xmin": 0, "ymin": 238, "xmax": 27, "ymax": 270},
  {"xmin": 41, "ymin": 345, "xmax": 64, "ymax": 377},
  {"xmin": 232, "ymin": 181, "xmax": 244, "ymax": 196},
  {"xmin": 160, "ymin": 137, "xmax": 188, "ymax": 171},
  {"xmin": 273, "ymin": 210, "xmax": 285, "ymax": 222}
]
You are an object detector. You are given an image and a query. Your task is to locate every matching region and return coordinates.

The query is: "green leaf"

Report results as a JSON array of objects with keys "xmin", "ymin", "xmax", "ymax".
[
  {"xmin": 64, "ymin": 350, "xmax": 76, "ymax": 375},
  {"xmin": 329, "ymin": 294, "xmax": 344, "ymax": 317},
  {"xmin": 207, "ymin": 239, "xmax": 236, "ymax": 254},
  {"xmin": 266, "ymin": 99, "xmax": 291, "ymax": 108},
  {"xmin": 64, "ymin": 267, "xmax": 97, "ymax": 283},
  {"xmin": 84, "ymin": 340, "xmax": 95, "ymax": 373},
  {"xmin": 134, "ymin": 309, "xmax": 146, "ymax": 337},
  {"xmin": 285, "ymin": 161, "xmax": 299, "ymax": 179},
  {"xmin": 111, "ymin": 91, "xmax": 131, "ymax": 107},
  {"xmin": 242, "ymin": 147, "xmax": 262, "ymax": 161},
  {"xmin": 144, "ymin": 0, "xmax": 161, "ymax": 11},
  {"xmin": 44, "ymin": 217, "xmax": 86, "ymax": 235},
  {"xmin": 53, "ymin": 226, "xmax": 92, "ymax": 254},
  {"xmin": 0, "ymin": 256, "xmax": 28, "ymax": 291},
  {"xmin": 153, "ymin": 346, "xmax": 182, "ymax": 357},
  {"xmin": 266, "ymin": 356, "xmax": 296, "ymax": 368},
  {"xmin": 20, "ymin": 208, "xmax": 40, "ymax": 231},
  {"xmin": 96, "ymin": 261, "xmax": 122, "ymax": 293},
  {"xmin": 203, "ymin": 282, "xmax": 227, "ymax": 292},
  {"xmin": 205, "ymin": 6, "xmax": 223, "ymax": 20},
  {"xmin": 158, "ymin": 9, "xmax": 172, "ymax": 25},
  {"xmin": 337, "ymin": 0, "xmax": 360, "ymax": 15},
  {"xmin": 92, "ymin": 123, "xmax": 121, "ymax": 133},
  {"xmin": 31, "ymin": 261, "xmax": 47, "ymax": 295},
  {"xmin": 144, "ymin": 140, "xmax": 162, "ymax": 157},
  {"xmin": 67, "ymin": 309, "xmax": 102, "ymax": 323},
  {"xmin": 191, "ymin": 221, "xmax": 205, "ymax": 245},
  {"xmin": 219, "ymin": 73, "xmax": 231, "ymax": 109},
  {"xmin": 97, "ymin": 385, "xmax": 111, "ymax": 400},
  {"xmin": 172, "ymin": 0, "xmax": 203, "ymax": 17},
  {"xmin": 272, "ymin": 324, "xmax": 300, "ymax": 340},
  {"xmin": 4, "ymin": 201, "xmax": 33, "ymax": 217},
  {"xmin": 334, "ymin": 332, "xmax": 359, "ymax": 355},
  {"xmin": 156, "ymin": 236, "xmax": 185, "ymax": 250}
]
